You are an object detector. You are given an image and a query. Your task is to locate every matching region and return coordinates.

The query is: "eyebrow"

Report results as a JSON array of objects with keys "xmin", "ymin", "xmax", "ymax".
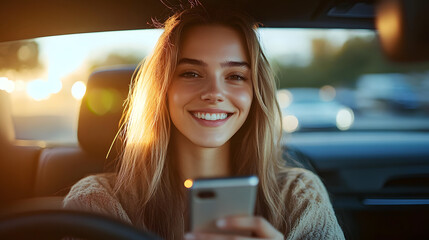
[
  {"xmin": 220, "ymin": 61, "xmax": 250, "ymax": 69},
  {"xmin": 178, "ymin": 58, "xmax": 207, "ymax": 66},
  {"xmin": 178, "ymin": 58, "xmax": 250, "ymax": 69}
]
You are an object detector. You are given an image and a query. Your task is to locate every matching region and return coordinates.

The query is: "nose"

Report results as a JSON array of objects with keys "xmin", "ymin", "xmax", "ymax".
[{"xmin": 200, "ymin": 76, "xmax": 225, "ymax": 103}]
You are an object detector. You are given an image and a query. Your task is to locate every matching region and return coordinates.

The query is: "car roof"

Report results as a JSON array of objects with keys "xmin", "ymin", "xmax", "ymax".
[{"xmin": 0, "ymin": 0, "xmax": 376, "ymax": 42}]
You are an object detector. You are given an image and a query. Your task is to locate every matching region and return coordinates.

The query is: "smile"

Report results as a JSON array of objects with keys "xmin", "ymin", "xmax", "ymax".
[
  {"xmin": 189, "ymin": 110, "xmax": 234, "ymax": 127},
  {"xmin": 192, "ymin": 112, "xmax": 228, "ymax": 121}
]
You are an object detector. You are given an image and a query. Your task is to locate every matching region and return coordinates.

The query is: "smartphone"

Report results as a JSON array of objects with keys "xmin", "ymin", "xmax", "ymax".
[{"xmin": 187, "ymin": 175, "xmax": 259, "ymax": 234}]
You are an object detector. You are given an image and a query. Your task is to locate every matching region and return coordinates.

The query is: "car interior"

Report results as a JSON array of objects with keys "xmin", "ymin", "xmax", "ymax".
[{"xmin": 1, "ymin": 0, "xmax": 429, "ymax": 239}]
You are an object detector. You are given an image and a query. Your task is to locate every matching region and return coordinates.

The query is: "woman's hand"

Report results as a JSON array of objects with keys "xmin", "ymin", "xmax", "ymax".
[{"xmin": 184, "ymin": 216, "xmax": 284, "ymax": 240}]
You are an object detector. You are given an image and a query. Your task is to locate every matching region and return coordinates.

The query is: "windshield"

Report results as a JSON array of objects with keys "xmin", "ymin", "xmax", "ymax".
[{"xmin": 1, "ymin": 28, "xmax": 428, "ymax": 143}]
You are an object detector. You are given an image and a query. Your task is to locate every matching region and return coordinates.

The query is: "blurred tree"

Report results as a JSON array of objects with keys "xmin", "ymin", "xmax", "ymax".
[
  {"xmin": 274, "ymin": 37, "xmax": 429, "ymax": 89},
  {"xmin": 0, "ymin": 40, "xmax": 42, "ymax": 71},
  {"xmin": 88, "ymin": 52, "xmax": 143, "ymax": 73}
]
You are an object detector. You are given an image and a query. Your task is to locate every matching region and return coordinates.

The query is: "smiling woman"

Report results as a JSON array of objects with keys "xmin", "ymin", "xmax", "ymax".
[
  {"xmin": 168, "ymin": 25, "xmax": 253, "ymax": 148},
  {"xmin": 62, "ymin": 5, "xmax": 344, "ymax": 240}
]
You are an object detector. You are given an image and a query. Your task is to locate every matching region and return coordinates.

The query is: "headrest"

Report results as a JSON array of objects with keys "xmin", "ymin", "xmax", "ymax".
[{"xmin": 77, "ymin": 66, "xmax": 135, "ymax": 159}]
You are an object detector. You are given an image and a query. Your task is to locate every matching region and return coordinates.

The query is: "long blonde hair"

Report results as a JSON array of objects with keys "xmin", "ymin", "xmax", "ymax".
[{"xmin": 115, "ymin": 6, "xmax": 288, "ymax": 239}]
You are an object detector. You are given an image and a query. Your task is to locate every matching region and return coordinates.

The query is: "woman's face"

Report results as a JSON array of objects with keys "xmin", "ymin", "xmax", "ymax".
[{"xmin": 168, "ymin": 25, "xmax": 253, "ymax": 148}]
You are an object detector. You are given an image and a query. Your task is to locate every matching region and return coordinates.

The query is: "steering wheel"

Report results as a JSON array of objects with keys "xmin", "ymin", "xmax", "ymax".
[{"xmin": 0, "ymin": 210, "xmax": 162, "ymax": 239}]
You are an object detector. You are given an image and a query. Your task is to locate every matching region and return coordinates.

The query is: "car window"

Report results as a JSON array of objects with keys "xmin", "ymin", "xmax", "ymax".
[{"xmin": 1, "ymin": 28, "xmax": 428, "ymax": 143}]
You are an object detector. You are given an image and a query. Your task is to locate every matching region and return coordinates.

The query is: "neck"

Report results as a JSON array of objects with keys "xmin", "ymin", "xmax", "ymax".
[{"xmin": 171, "ymin": 129, "xmax": 232, "ymax": 182}]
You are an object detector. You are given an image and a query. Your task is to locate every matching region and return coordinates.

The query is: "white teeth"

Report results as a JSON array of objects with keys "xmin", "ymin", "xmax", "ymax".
[{"xmin": 193, "ymin": 112, "xmax": 229, "ymax": 121}]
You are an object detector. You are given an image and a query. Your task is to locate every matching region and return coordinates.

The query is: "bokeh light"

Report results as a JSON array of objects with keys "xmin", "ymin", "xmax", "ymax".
[
  {"xmin": 376, "ymin": 0, "xmax": 402, "ymax": 54},
  {"xmin": 320, "ymin": 85, "xmax": 336, "ymax": 101},
  {"xmin": 71, "ymin": 81, "xmax": 86, "ymax": 100},
  {"xmin": 86, "ymin": 89, "xmax": 121, "ymax": 115},
  {"xmin": 184, "ymin": 179, "xmax": 193, "ymax": 188},
  {"xmin": 0, "ymin": 77, "xmax": 15, "ymax": 93},
  {"xmin": 282, "ymin": 115, "xmax": 299, "ymax": 133},
  {"xmin": 336, "ymin": 107, "xmax": 354, "ymax": 130},
  {"xmin": 277, "ymin": 89, "xmax": 293, "ymax": 108},
  {"xmin": 26, "ymin": 79, "xmax": 51, "ymax": 101},
  {"xmin": 26, "ymin": 79, "xmax": 63, "ymax": 101},
  {"xmin": 17, "ymin": 45, "xmax": 34, "ymax": 61}
]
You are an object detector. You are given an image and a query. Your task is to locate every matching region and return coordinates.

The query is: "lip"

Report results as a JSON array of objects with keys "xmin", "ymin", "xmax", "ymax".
[
  {"xmin": 188, "ymin": 109, "xmax": 234, "ymax": 127},
  {"xmin": 189, "ymin": 108, "xmax": 233, "ymax": 114}
]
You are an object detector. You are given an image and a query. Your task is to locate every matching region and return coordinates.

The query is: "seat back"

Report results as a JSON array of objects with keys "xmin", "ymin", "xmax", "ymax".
[
  {"xmin": 0, "ymin": 90, "xmax": 42, "ymax": 204},
  {"xmin": 33, "ymin": 66, "xmax": 135, "ymax": 197}
]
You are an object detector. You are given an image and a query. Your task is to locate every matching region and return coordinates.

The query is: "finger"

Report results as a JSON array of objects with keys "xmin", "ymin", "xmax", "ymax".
[
  {"xmin": 184, "ymin": 232, "xmax": 257, "ymax": 240},
  {"xmin": 216, "ymin": 216, "xmax": 283, "ymax": 239}
]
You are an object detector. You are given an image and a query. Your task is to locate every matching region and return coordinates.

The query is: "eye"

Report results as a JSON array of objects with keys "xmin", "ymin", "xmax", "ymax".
[
  {"xmin": 227, "ymin": 74, "xmax": 247, "ymax": 81},
  {"xmin": 180, "ymin": 72, "xmax": 201, "ymax": 78}
]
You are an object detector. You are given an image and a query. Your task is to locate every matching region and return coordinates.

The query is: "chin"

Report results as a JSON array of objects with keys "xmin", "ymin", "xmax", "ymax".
[{"xmin": 190, "ymin": 136, "xmax": 228, "ymax": 148}]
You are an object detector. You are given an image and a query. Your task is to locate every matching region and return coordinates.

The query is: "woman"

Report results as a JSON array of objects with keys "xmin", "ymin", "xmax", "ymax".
[{"xmin": 64, "ymin": 5, "xmax": 345, "ymax": 240}]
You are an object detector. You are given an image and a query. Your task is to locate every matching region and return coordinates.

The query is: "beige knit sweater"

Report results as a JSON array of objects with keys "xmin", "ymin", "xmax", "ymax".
[{"xmin": 63, "ymin": 168, "xmax": 345, "ymax": 239}]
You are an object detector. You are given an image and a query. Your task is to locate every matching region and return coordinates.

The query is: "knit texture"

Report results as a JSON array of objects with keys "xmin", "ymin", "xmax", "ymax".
[{"xmin": 63, "ymin": 168, "xmax": 344, "ymax": 239}]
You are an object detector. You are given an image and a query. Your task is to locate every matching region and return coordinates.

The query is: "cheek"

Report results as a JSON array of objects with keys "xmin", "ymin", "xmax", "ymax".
[
  {"xmin": 229, "ymin": 86, "xmax": 253, "ymax": 113},
  {"xmin": 167, "ymin": 82, "xmax": 196, "ymax": 116}
]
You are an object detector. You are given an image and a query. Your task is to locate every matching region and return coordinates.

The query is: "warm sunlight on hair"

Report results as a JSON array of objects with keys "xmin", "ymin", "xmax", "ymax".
[{"xmin": 184, "ymin": 179, "xmax": 193, "ymax": 188}]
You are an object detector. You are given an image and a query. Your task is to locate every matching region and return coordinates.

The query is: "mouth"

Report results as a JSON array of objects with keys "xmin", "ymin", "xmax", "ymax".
[{"xmin": 189, "ymin": 111, "xmax": 234, "ymax": 121}]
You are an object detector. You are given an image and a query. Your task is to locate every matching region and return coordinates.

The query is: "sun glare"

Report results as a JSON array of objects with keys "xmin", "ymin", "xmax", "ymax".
[
  {"xmin": 71, "ymin": 81, "xmax": 86, "ymax": 100},
  {"xmin": 86, "ymin": 89, "xmax": 121, "ymax": 115},
  {"xmin": 26, "ymin": 79, "xmax": 51, "ymax": 101},
  {"xmin": 26, "ymin": 79, "xmax": 64, "ymax": 101},
  {"xmin": 50, "ymin": 80, "xmax": 63, "ymax": 94},
  {"xmin": 0, "ymin": 77, "xmax": 15, "ymax": 93}
]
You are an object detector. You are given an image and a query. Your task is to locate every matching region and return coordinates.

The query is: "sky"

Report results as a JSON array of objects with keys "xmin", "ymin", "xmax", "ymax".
[{"xmin": 36, "ymin": 29, "xmax": 164, "ymax": 83}]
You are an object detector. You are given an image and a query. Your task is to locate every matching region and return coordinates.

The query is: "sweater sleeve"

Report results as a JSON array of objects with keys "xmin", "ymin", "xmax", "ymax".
[
  {"xmin": 282, "ymin": 168, "xmax": 345, "ymax": 240},
  {"xmin": 62, "ymin": 174, "xmax": 132, "ymax": 224}
]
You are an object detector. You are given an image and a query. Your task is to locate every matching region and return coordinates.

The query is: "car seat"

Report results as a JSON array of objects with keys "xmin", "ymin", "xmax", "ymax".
[
  {"xmin": 33, "ymin": 66, "xmax": 135, "ymax": 197},
  {"xmin": 0, "ymin": 90, "xmax": 42, "ymax": 205}
]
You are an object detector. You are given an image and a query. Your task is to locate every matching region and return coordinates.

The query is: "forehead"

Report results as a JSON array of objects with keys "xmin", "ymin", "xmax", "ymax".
[{"xmin": 179, "ymin": 24, "xmax": 249, "ymax": 62}]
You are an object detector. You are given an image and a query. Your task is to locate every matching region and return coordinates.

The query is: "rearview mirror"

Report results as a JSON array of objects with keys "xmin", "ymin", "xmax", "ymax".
[{"xmin": 376, "ymin": 0, "xmax": 429, "ymax": 62}]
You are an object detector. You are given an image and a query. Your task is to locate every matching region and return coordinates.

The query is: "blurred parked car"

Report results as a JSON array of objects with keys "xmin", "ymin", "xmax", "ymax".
[
  {"xmin": 419, "ymin": 75, "xmax": 429, "ymax": 113},
  {"xmin": 356, "ymin": 73, "xmax": 420, "ymax": 113},
  {"xmin": 278, "ymin": 88, "xmax": 354, "ymax": 133},
  {"xmin": 335, "ymin": 87, "xmax": 358, "ymax": 111}
]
